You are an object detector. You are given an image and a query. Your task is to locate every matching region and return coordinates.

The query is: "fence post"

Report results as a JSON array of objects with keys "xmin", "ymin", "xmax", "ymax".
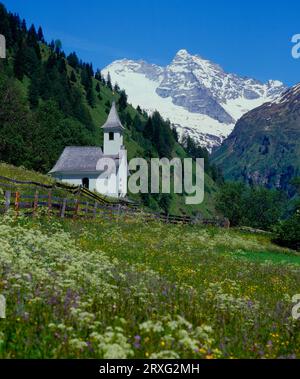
[
  {"xmin": 117, "ymin": 204, "xmax": 121, "ymax": 222},
  {"xmin": 73, "ymin": 199, "xmax": 79, "ymax": 219},
  {"xmin": 223, "ymin": 218, "xmax": 231, "ymax": 229},
  {"xmin": 4, "ymin": 191, "xmax": 11, "ymax": 213},
  {"xmin": 33, "ymin": 191, "xmax": 39, "ymax": 217},
  {"xmin": 93, "ymin": 202, "xmax": 98, "ymax": 218},
  {"xmin": 15, "ymin": 191, "xmax": 20, "ymax": 217},
  {"xmin": 48, "ymin": 191, "xmax": 52, "ymax": 217},
  {"xmin": 61, "ymin": 199, "xmax": 67, "ymax": 218},
  {"xmin": 85, "ymin": 201, "xmax": 89, "ymax": 218}
]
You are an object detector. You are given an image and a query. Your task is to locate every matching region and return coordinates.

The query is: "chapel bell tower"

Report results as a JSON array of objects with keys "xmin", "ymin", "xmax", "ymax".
[{"xmin": 102, "ymin": 102, "xmax": 125, "ymax": 156}]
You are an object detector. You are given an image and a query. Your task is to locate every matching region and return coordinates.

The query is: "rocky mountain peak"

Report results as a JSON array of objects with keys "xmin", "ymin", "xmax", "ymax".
[{"xmin": 102, "ymin": 51, "xmax": 286, "ymax": 150}]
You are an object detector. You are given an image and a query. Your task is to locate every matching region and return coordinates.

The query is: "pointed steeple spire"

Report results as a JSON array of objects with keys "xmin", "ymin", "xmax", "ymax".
[{"xmin": 102, "ymin": 102, "xmax": 125, "ymax": 131}]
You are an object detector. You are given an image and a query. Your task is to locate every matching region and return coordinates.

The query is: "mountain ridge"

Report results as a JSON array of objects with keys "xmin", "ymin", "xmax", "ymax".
[
  {"xmin": 102, "ymin": 49, "xmax": 286, "ymax": 150},
  {"xmin": 211, "ymin": 83, "xmax": 300, "ymax": 191}
]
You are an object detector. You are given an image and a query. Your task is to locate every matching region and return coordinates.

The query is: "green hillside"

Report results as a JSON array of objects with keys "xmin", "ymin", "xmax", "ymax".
[{"xmin": 0, "ymin": 2, "xmax": 219, "ymax": 216}]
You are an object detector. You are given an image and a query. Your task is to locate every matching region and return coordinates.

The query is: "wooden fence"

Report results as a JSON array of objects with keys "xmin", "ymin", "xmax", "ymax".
[
  {"xmin": 0, "ymin": 176, "xmax": 229, "ymax": 227},
  {"xmin": 0, "ymin": 175, "xmax": 139, "ymax": 207},
  {"xmin": 1, "ymin": 189, "xmax": 195, "ymax": 224}
]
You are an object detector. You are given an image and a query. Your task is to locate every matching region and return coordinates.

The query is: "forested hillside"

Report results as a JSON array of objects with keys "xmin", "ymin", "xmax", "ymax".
[
  {"xmin": 212, "ymin": 84, "xmax": 300, "ymax": 194},
  {"xmin": 0, "ymin": 2, "xmax": 222, "ymax": 216}
]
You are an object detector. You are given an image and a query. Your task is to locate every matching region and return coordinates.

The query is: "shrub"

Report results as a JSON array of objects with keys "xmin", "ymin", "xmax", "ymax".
[
  {"xmin": 216, "ymin": 182, "xmax": 285, "ymax": 230},
  {"xmin": 273, "ymin": 211, "xmax": 300, "ymax": 251}
]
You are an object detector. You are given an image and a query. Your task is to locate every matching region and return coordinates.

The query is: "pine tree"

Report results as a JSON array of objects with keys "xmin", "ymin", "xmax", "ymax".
[
  {"xmin": 87, "ymin": 63, "xmax": 94, "ymax": 77},
  {"xmin": 143, "ymin": 117, "xmax": 154, "ymax": 141},
  {"xmin": 133, "ymin": 115, "xmax": 142, "ymax": 132},
  {"xmin": 86, "ymin": 86, "xmax": 96, "ymax": 107},
  {"xmin": 27, "ymin": 24, "xmax": 41, "ymax": 59},
  {"xmin": 54, "ymin": 39, "xmax": 62, "ymax": 54},
  {"xmin": 106, "ymin": 72, "xmax": 112, "ymax": 90},
  {"xmin": 118, "ymin": 90, "xmax": 128, "ymax": 111},
  {"xmin": 29, "ymin": 74, "xmax": 40, "ymax": 108},
  {"xmin": 37, "ymin": 26, "xmax": 44, "ymax": 42},
  {"xmin": 67, "ymin": 52, "xmax": 79, "ymax": 69},
  {"xmin": 95, "ymin": 69, "xmax": 102, "ymax": 81},
  {"xmin": 172, "ymin": 126, "xmax": 179, "ymax": 142},
  {"xmin": 114, "ymin": 83, "xmax": 120, "ymax": 93},
  {"xmin": 0, "ymin": 76, "xmax": 30, "ymax": 166},
  {"xmin": 70, "ymin": 70, "xmax": 77, "ymax": 83},
  {"xmin": 21, "ymin": 19, "xmax": 27, "ymax": 33},
  {"xmin": 124, "ymin": 111, "xmax": 133, "ymax": 128},
  {"xmin": 14, "ymin": 39, "xmax": 27, "ymax": 80}
]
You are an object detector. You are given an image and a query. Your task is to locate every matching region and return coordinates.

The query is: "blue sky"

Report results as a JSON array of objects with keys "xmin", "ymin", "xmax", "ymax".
[{"xmin": 3, "ymin": 0, "xmax": 300, "ymax": 86}]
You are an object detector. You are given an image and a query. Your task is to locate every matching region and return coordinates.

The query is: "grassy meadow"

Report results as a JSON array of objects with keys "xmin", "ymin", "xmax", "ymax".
[{"xmin": 0, "ymin": 212, "xmax": 300, "ymax": 359}]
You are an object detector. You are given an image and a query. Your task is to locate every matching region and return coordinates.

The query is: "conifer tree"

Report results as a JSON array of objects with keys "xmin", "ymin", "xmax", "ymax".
[
  {"xmin": 21, "ymin": 19, "xmax": 27, "ymax": 33},
  {"xmin": 70, "ymin": 70, "xmax": 77, "ymax": 83},
  {"xmin": 95, "ymin": 69, "xmax": 102, "ymax": 81},
  {"xmin": 118, "ymin": 90, "xmax": 128, "ymax": 111},
  {"xmin": 86, "ymin": 86, "xmax": 96, "ymax": 107},
  {"xmin": 28, "ymin": 69, "xmax": 41, "ymax": 108},
  {"xmin": 106, "ymin": 72, "xmax": 112, "ymax": 90},
  {"xmin": 67, "ymin": 52, "xmax": 79, "ymax": 69},
  {"xmin": 114, "ymin": 83, "xmax": 120, "ymax": 93},
  {"xmin": 37, "ymin": 26, "xmax": 44, "ymax": 42},
  {"xmin": 54, "ymin": 39, "xmax": 62, "ymax": 54}
]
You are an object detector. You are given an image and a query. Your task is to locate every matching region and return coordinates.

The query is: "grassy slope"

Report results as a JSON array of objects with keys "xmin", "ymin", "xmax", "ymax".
[
  {"xmin": 74, "ymin": 218, "xmax": 300, "ymax": 267},
  {"xmin": 0, "ymin": 162, "xmax": 55, "ymax": 184}
]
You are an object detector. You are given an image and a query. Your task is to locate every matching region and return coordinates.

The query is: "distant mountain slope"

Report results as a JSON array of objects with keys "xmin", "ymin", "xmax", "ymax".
[
  {"xmin": 212, "ymin": 84, "xmax": 300, "ymax": 191},
  {"xmin": 102, "ymin": 49, "xmax": 286, "ymax": 150}
]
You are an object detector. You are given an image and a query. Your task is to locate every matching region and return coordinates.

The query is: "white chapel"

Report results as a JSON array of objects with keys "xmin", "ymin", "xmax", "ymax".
[{"xmin": 49, "ymin": 102, "xmax": 128, "ymax": 198}]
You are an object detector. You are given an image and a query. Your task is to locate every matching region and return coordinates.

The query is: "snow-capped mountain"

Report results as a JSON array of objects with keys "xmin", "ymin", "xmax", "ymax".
[{"xmin": 102, "ymin": 49, "xmax": 286, "ymax": 150}]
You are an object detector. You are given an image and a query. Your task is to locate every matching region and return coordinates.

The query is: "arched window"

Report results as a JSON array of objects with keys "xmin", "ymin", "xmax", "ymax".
[{"xmin": 82, "ymin": 177, "xmax": 89, "ymax": 189}]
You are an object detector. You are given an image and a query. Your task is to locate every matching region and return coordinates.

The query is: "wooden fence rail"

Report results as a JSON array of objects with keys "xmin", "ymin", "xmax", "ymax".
[
  {"xmin": 1, "ymin": 190, "xmax": 229, "ymax": 227},
  {"xmin": 0, "ymin": 176, "xmax": 139, "ymax": 208},
  {"xmin": 1, "ymin": 185, "xmax": 229, "ymax": 227}
]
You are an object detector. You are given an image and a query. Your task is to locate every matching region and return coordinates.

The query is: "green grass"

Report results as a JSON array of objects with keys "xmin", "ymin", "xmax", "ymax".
[
  {"xmin": 223, "ymin": 249, "xmax": 300, "ymax": 265},
  {"xmin": 0, "ymin": 213, "xmax": 299, "ymax": 359},
  {"xmin": 71, "ymin": 220, "xmax": 300, "ymax": 270},
  {"xmin": 0, "ymin": 162, "xmax": 55, "ymax": 185}
]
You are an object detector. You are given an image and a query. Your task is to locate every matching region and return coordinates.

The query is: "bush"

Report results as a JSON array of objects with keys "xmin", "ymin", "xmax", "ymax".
[
  {"xmin": 273, "ymin": 211, "xmax": 300, "ymax": 251},
  {"xmin": 215, "ymin": 182, "xmax": 285, "ymax": 230}
]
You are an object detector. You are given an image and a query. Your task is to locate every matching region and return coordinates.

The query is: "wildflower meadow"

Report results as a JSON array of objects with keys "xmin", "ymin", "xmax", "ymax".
[{"xmin": 0, "ymin": 212, "xmax": 300, "ymax": 359}]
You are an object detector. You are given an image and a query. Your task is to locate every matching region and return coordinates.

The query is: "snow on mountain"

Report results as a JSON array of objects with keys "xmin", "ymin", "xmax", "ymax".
[{"xmin": 102, "ymin": 49, "xmax": 286, "ymax": 150}]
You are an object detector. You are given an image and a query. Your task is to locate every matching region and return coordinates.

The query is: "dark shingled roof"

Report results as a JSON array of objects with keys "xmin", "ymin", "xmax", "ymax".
[
  {"xmin": 49, "ymin": 147, "xmax": 104, "ymax": 174},
  {"xmin": 101, "ymin": 102, "xmax": 125, "ymax": 131}
]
